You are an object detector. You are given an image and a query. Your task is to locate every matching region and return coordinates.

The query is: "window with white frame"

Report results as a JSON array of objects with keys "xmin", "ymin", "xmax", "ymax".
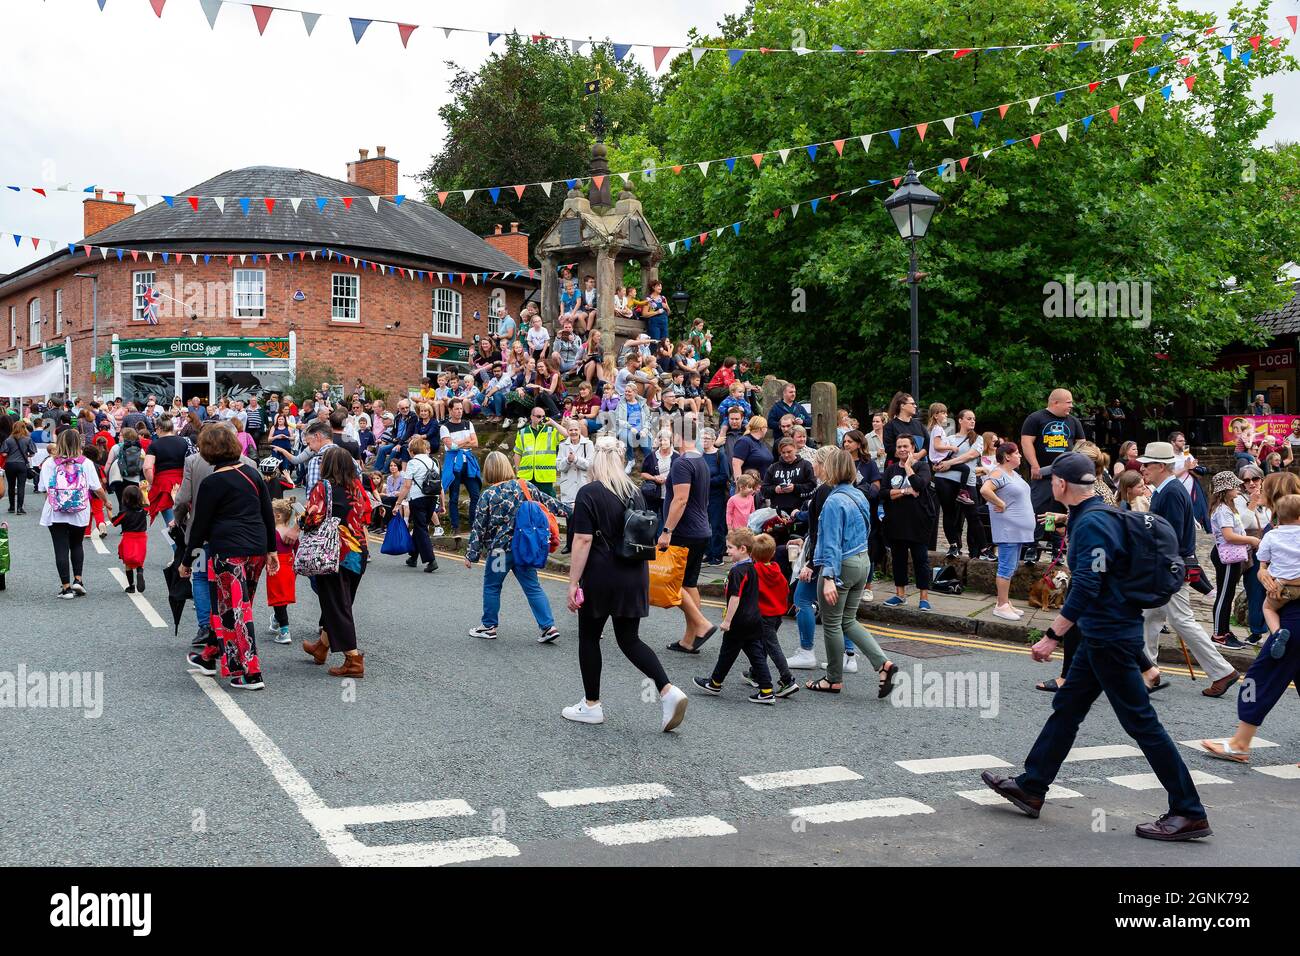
[
  {"xmin": 331, "ymin": 274, "xmax": 359, "ymax": 322},
  {"xmin": 488, "ymin": 288, "xmax": 505, "ymax": 334},
  {"xmin": 55, "ymin": 289, "xmax": 63, "ymax": 335},
  {"xmin": 433, "ymin": 287, "xmax": 462, "ymax": 339},
  {"xmin": 233, "ymin": 269, "xmax": 266, "ymax": 320},
  {"xmin": 28, "ymin": 298, "xmax": 40, "ymax": 346},
  {"xmin": 132, "ymin": 271, "xmax": 156, "ymax": 322},
  {"xmin": 8, "ymin": 307, "xmax": 15, "ymax": 348}
]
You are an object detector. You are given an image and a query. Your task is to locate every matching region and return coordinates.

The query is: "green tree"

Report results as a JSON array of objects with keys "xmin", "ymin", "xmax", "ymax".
[
  {"xmin": 612, "ymin": 0, "xmax": 1300, "ymax": 428},
  {"xmin": 418, "ymin": 36, "xmax": 658, "ymax": 260}
]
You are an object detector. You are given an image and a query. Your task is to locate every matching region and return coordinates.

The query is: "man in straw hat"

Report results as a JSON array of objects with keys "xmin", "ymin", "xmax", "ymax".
[{"xmin": 1136, "ymin": 441, "xmax": 1239, "ymax": 698}]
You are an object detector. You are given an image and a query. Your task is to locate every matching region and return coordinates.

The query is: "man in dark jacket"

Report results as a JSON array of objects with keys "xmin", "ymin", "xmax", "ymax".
[
  {"xmin": 981, "ymin": 452, "xmax": 1212, "ymax": 842},
  {"xmin": 766, "ymin": 382, "xmax": 812, "ymax": 436},
  {"xmin": 1136, "ymin": 442, "xmax": 1238, "ymax": 697}
]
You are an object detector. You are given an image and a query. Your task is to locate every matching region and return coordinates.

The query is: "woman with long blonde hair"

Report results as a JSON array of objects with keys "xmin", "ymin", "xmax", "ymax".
[{"xmin": 563, "ymin": 436, "xmax": 688, "ymax": 731}]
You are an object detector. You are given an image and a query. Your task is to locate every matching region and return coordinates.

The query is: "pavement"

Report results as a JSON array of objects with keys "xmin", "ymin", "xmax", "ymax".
[{"xmin": 0, "ymin": 502, "xmax": 1296, "ymax": 867}]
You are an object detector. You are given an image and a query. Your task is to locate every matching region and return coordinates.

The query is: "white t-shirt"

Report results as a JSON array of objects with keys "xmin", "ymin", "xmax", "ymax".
[
  {"xmin": 405, "ymin": 454, "xmax": 438, "ymax": 502},
  {"xmin": 928, "ymin": 425, "xmax": 949, "ymax": 464},
  {"xmin": 526, "ymin": 325, "xmax": 551, "ymax": 351},
  {"xmin": 1258, "ymin": 524, "xmax": 1300, "ymax": 579},
  {"xmin": 1172, "ymin": 452, "xmax": 1195, "ymax": 494},
  {"xmin": 935, "ymin": 433, "xmax": 983, "ymax": 486},
  {"xmin": 38, "ymin": 457, "xmax": 102, "ymax": 528},
  {"xmin": 440, "ymin": 420, "xmax": 476, "ymax": 450}
]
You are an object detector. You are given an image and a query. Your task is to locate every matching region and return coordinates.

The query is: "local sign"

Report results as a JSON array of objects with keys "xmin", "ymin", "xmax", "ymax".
[{"xmin": 116, "ymin": 337, "xmax": 290, "ymax": 362}]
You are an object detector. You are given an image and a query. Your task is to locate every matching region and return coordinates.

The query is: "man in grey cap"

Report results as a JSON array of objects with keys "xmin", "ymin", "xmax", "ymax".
[
  {"xmin": 1137, "ymin": 441, "xmax": 1239, "ymax": 697},
  {"xmin": 981, "ymin": 452, "xmax": 1212, "ymax": 841}
]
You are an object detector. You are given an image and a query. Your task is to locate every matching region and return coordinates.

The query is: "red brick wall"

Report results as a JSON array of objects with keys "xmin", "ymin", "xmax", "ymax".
[
  {"xmin": 0, "ymin": 257, "xmax": 532, "ymax": 398},
  {"xmin": 484, "ymin": 223, "xmax": 531, "ymax": 267},
  {"xmin": 346, "ymin": 148, "xmax": 400, "ymax": 198},
  {"xmin": 83, "ymin": 196, "xmax": 136, "ymax": 239}
]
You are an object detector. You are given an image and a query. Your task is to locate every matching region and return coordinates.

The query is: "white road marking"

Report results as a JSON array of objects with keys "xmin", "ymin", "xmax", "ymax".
[
  {"xmin": 895, "ymin": 754, "xmax": 1011, "ymax": 774},
  {"xmin": 1107, "ymin": 770, "xmax": 1232, "ymax": 791},
  {"xmin": 789, "ymin": 797, "xmax": 934, "ymax": 825},
  {"xmin": 1253, "ymin": 764, "xmax": 1300, "ymax": 780},
  {"xmin": 90, "ymin": 532, "xmax": 109, "ymax": 555},
  {"xmin": 739, "ymin": 766, "xmax": 863, "ymax": 791},
  {"xmin": 107, "ymin": 568, "xmax": 166, "ymax": 628},
  {"xmin": 955, "ymin": 784, "xmax": 1081, "ymax": 806},
  {"xmin": 584, "ymin": 815, "xmax": 736, "ymax": 846},
  {"xmin": 191, "ymin": 674, "xmax": 519, "ymax": 865},
  {"xmin": 1179, "ymin": 737, "xmax": 1278, "ymax": 751},
  {"xmin": 1063, "ymin": 745, "xmax": 1142, "ymax": 762},
  {"xmin": 311, "ymin": 799, "xmax": 475, "ymax": 829},
  {"xmin": 538, "ymin": 783, "xmax": 671, "ymax": 808}
]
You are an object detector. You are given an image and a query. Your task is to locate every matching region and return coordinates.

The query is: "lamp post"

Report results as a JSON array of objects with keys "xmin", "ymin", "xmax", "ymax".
[
  {"xmin": 671, "ymin": 282, "xmax": 690, "ymax": 330},
  {"xmin": 883, "ymin": 161, "xmax": 941, "ymax": 402},
  {"xmin": 74, "ymin": 272, "xmax": 99, "ymax": 401}
]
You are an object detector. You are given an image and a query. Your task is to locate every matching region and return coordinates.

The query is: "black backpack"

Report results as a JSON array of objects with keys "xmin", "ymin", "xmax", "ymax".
[
  {"xmin": 613, "ymin": 489, "xmax": 659, "ymax": 562},
  {"xmin": 411, "ymin": 455, "xmax": 441, "ymax": 497},
  {"xmin": 1102, "ymin": 506, "xmax": 1185, "ymax": 609}
]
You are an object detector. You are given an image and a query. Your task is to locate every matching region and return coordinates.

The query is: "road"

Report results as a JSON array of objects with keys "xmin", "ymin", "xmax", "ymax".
[{"xmin": 0, "ymin": 506, "xmax": 1296, "ymax": 867}]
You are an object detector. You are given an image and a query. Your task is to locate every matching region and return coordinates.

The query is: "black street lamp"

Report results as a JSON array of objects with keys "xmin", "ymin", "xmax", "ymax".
[
  {"xmin": 671, "ymin": 283, "xmax": 690, "ymax": 327},
  {"xmin": 883, "ymin": 161, "xmax": 941, "ymax": 402}
]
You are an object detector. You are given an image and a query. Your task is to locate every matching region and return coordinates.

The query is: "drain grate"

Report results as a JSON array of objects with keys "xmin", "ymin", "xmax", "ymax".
[{"xmin": 877, "ymin": 638, "xmax": 966, "ymax": 659}]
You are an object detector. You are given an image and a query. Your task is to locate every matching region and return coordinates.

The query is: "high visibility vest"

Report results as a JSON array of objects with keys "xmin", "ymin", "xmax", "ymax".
[{"xmin": 515, "ymin": 427, "xmax": 559, "ymax": 483}]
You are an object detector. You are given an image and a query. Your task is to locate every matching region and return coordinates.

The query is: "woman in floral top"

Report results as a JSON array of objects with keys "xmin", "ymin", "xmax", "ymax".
[
  {"xmin": 465, "ymin": 451, "xmax": 572, "ymax": 643},
  {"xmin": 300, "ymin": 447, "xmax": 373, "ymax": 678}
]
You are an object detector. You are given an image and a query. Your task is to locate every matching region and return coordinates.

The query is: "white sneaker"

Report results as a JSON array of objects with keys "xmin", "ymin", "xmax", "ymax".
[
  {"xmin": 432, "ymin": 527, "xmax": 445, "ymax": 537},
  {"xmin": 1204, "ymin": 587, "xmax": 1218, "ymax": 604},
  {"xmin": 843, "ymin": 654, "xmax": 859, "ymax": 674},
  {"xmin": 273, "ymin": 627, "xmax": 292, "ymax": 645},
  {"xmin": 862, "ymin": 589, "xmax": 874, "ymax": 602},
  {"xmin": 562, "ymin": 699, "xmax": 605, "ymax": 724},
  {"xmin": 787, "ymin": 648, "xmax": 818, "ymax": 669},
  {"xmin": 468, "ymin": 625, "xmax": 498, "ymax": 640},
  {"xmin": 660, "ymin": 685, "xmax": 688, "ymax": 732},
  {"xmin": 993, "ymin": 604, "xmax": 1022, "ymax": 621},
  {"xmin": 516, "ymin": 417, "xmax": 528, "ymax": 430}
]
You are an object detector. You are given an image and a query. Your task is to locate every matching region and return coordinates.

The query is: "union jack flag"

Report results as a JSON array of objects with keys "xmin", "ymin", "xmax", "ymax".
[{"xmin": 141, "ymin": 286, "xmax": 161, "ymax": 325}]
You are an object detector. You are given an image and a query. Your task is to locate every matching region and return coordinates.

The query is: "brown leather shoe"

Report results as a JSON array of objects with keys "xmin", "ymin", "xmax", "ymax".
[
  {"xmin": 328, "ymin": 652, "xmax": 364, "ymax": 678},
  {"xmin": 1202, "ymin": 672, "xmax": 1240, "ymax": 698},
  {"xmin": 1135, "ymin": 814, "xmax": 1212, "ymax": 841},
  {"xmin": 980, "ymin": 771, "xmax": 1044, "ymax": 818},
  {"xmin": 302, "ymin": 632, "xmax": 329, "ymax": 665}
]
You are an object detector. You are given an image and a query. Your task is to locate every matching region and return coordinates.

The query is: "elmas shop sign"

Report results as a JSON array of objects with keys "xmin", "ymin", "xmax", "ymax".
[{"xmin": 116, "ymin": 338, "xmax": 290, "ymax": 362}]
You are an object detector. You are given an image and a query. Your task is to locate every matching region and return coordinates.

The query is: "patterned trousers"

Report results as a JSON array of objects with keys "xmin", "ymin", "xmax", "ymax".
[{"xmin": 200, "ymin": 554, "xmax": 267, "ymax": 678}]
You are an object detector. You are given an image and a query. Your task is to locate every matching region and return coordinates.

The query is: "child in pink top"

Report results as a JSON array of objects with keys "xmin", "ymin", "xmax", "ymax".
[{"xmin": 726, "ymin": 474, "xmax": 759, "ymax": 530}]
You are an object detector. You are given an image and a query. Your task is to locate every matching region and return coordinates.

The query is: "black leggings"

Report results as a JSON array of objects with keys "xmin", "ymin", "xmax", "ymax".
[
  {"xmin": 891, "ymin": 539, "xmax": 931, "ymax": 590},
  {"xmin": 49, "ymin": 523, "xmax": 86, "ymax": 586},
  {"xmin": 5, "ymin": 465, "xmax": 27, "ymax": 510},
  {"xmin": 273, "ymin": 605, "xmax": 290, "ymax": 627},
  {"xmin": 578, "ymin": 609, "xmax": 669, "ymax": 702},
  {"xmin": 1210, "ymin": 550, "xmax": 1244, "ymax": 637},
  {"xmin": 408, "ymin": 496, "xmax": 435, "ymax": 564},
  {"xmin": 1060, "ymin": 624, "xmax": 1156, "ymax": 679},
  {"xmin": 935, "ymin": 479, "xmax": 987, "ymax": 555}
]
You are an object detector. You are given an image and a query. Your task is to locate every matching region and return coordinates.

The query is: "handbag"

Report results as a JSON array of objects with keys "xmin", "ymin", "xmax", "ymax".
[
  {"xmin": 1216, "ymin": 541, "xmax": 1249, "ymax": 565},
  {"xmin": 380, "ymin": 514, "xmax": 413, "ymax": 556},
  {"xmin": 295, "ymin": 481, "xmax": 342, "ymax": 576}
]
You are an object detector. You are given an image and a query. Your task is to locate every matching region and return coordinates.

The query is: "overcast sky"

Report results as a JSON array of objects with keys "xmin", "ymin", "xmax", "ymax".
[{"xmin": 0, "ymin": 0, "xmax": 1295, "ymax": 276}]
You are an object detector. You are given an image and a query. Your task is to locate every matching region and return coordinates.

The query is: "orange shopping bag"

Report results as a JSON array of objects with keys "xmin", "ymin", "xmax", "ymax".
[{"xmin": 648, "ymin": 545, "xmax": 689, "ymax": 608}]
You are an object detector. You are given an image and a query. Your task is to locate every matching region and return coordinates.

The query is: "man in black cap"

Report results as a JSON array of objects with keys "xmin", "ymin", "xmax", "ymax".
[{"xmin": 981, "ymin": 452, "xmax": 1212, "ymax": 842}]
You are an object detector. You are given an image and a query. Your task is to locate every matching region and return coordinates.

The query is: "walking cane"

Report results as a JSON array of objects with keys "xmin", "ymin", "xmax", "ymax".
[{"xmin": 1176, "ymin": 635, "xmax": 1197, "ymax": 680}]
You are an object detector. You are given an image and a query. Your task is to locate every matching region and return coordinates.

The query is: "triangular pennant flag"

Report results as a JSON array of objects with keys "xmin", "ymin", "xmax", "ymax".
[
  {"xmin": 397, "ymin": 24, "xmax": 418, "ymax": 48},
  {"xmin": 772, "ymin": 209, "xmax": 781, "ymax": 219},
  {"xmin": 569, "ymin": 39, "xmax": 584, "ymax": 54},
  {"xmin": 936, "ymin": 164, "xmax": 947, "ymax": 177},
  {"xmin": 213, "ymin": 197, "xmax": 225, "ymax": 214},
  {"xmin": 859, "ymin": 134, "xmax": 872, "ymax": 153},
  {"xmin": 1149, "ymin": 65, "xmax": 1161, "ymax": 78},
  {"xmin": 263, "ymin": 198, "xmax": 276, "ymax": 215},
  {"xmin": 1088, "ymin": 81, "xmax": 1100, "ymax": 93},
  {"xmin": 1289, "ymin": 15, "xmax": 1299, "ymax": 33},
  {"xmin": 342, "ymin": 196, "xmax": 355, "ymax": 210},
  {"xmin": 238, "ymin": 197, "xmax": 252, "ymax": 216},
  {"xmin": 790, "ymin": 203, "xmax": 800, "ymax": 218},
  {"xmin": 32, "ymin": 237, "xmax": 41, "ymax": 250},
  {"xmin": 1117, "ymin": 73, "xmax": 1130, "ymax": 89},
  {"xmin": 300, "ymin": 11, "xmax": 319, "ymax": 35},
  {"xmin": 1103, "ymin": 39, "xmax": 1117, "ymax": 53},
  {"xmin": 724, "ymin": 158, "xmax": 736, "ymax": 173},
  {"xmin": 1081, "ymin": 114, "xmax": 1094, "ymax": 130},
  {"xmin": 461, "ymin": 190, "xmax": 473, "ymax": 203},
  {"xmin": 727, "ymin": 49, "xmax": 744, "ymax": 67},
  {"xmin": 893, "ymin": 177, "xmax": 902, "ymax": 187},
  {"xmin": 290, "ymin": 197, "xmax": 302, "ymax": 213},
  {"xmin": 614, "ymin": 43, "xmax": 634, "ymax": 62},
  {"xmin": 187, "ymin": 196, "xmax": 199, "ymax": 211},
  {"xmin": 1133, "ymin": 35, "xmax": 1146, "ymax": 51},
  {"xmin": 1056, "ymin": 125, "xmax": 1068, "ymax": 142},
  {"xmin": 1221, "ymin": 44, "xmax": 1232, "ymax": 60},
  {"xmin": 997, "ymin": 104, "xmax": 1009, "ymax": 118},
  {"xmin": 669, "ymin": 242, "xmax": 678, "ymax": 254},
  {"xmin": 1240, "ymin": 51, "xmax": 1251, "ymax": 66},
  {"xmin": 145, "ymin": 251, "xmax": 154, "ymax": 262},
  {"xmin": 714, "ymin": 227, "xmax": 723, "ymax": 237},
  {"xmin": 130, "ymin": 250, "xmax": 139, "ymax": 262},
  {"xmin": 698, "ymin": 232, "xmax": 707, "ymax": 244},
  {"xmin": 1250, "ymin": 35, "xmax": 1261, "ymax": 50},
  {"xmin": 833, "ymin": 139, "xmax": 845, "ymax": 155},
  {"xmin": 1108, "ymin": 104, "xmax": 1120, "ymax": 122},
  {"xmin": 1181, "ymin": 75, "xmax": 1194, "ymax": 92},
  {"xmin": 751, "ymin": 153, "xmax": 764, "ymax": 168},
  {"xmin": 698, "ymin": 162, "xmax": 710, "ymax": 176},
  {"xmin": 1027, "ymin": 96, "xmax": 1040, "ymax": 113},
  {"xmin": 889, "ymin": 128, "xmax": 901, "ymax": 147},
  {"xmin": 953, "ymin": 48, "xmax": 974, "ymax": 58},
  {"xmin": 539, "ymin": 182, "xmax": 552, "ymax": 197},
  {"xmin": 315, "ymin": 197, "xmax": 327, "ymax": 212},
  {"xmin": 732, "ymin": 222, "xmax": 741, "ymax": 236},
  {"xmin": 1076, "ymin": 41, "xmax": 1090, "ymax": 52},
  {"xmin": 916, "ymin": 123, "xmax": 928, "ymax": 141},
  {"xmin": 1054, "ymin": 90, "xmax": 1065, "ymax": 103},
  {"xmin": 653, "ymin": 46, "xmax": 672, "ymax": 70},
  {"xmin": 251, "ymin": 5, "xmax": 273, "ymax": 35},
  {"xmin": 810, "ymin": 199, "xmax": 820, "ymax": 213},
  {"xmin": 1030, "ymin": 133, "xmax": 1041, "ymax": 148},
  {"xmin": 943, "ymin": 116, "xmax": 956, "ymax": 134},
  {"xmin": 1134, "ymin": 94, "xmax": 1146, "ymax": 112},
  {"xmin": 349, "ymin": 18, "xmax": 371, "ymax": 44},
  {"xmin": 488, "ymin": 187, "xmax": 500, "ymax": 204},
  {"xmin": 199, "ymin": 0, "xmax": 223, "ymax": 29},
  {"xmin": 778, "ymin": 148, "xmax": 791, "ymax": 163},
  {"xmin": 1270, "ymin": 37, "xmax": 1282, "ymax": 49},
  {"xmin": 566, "ymin": 178, "xmax": 579, "ymax": 189},
  {"xmin": 367, "ymin": 196, "xmax": 380, "ymax": 212},
  {"xmin": 513, "ymin": 184, "xmax": 526, "ymax": 200},
  {"xmin": 683, "ymin": 238, "xmax": 692, "ymax": 250},
  {"xmin": 149, "ymin": 0, "xmax": 166, "ymax": 17},
  {"xmin": 82, "ymin": 245, "xmax": 92, "ymax": 257},
  {"xmin": 690, "ymin": 48, "xmax": 706, "ymax": 65},
  {"xmin": 435, "ymin": 191, "xmax": 449, "ymax": 206},
  {"xmin": 488, "ymin": 32, "xmax": 501, "ymax": 46},
  {"xmin": 970, "ymin": 111, "xmax": 983, "ymax": 128},
  {"xmin": 959, "ymin": 156, "xmax": 970, "ymax": 171},
  {"xmin": 806, "ymin": 144, "xmax": 818, "ymax": 160}
]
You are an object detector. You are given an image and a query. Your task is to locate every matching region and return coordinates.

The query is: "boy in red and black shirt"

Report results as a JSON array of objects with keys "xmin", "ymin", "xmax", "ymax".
[
  {"xmin": 693, "ymin": 528, "xmax": 775, "ymax": 704},
  {"xmin": 744, "ymin": 533, "xmax": 799, "ymax": 698}
]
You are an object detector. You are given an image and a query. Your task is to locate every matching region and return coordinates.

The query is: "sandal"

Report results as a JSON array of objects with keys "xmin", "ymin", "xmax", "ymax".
[
  {"xmin": 877, "ymin": 662, "xmax": 900, "ymax": 699},
  {"xmin": 1035, "ymin": 678, "xmax": 1063, "ymax": 693},
  {"xmin": 1200, "ymin": 740, "xmax": 1249, "ymax": 763},
  {"xmin": 666, "ymin": 641, "xmax": 700, "ymax": 655},
  {"xmin": 804, "ymin": 677, "xmax": 842, "ymax": 693}
]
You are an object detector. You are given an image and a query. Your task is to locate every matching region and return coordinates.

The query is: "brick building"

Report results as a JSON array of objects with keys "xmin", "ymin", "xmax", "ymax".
[{"xmin": 0, "ymin": 147, "xmax": 536, "ymax": 404}]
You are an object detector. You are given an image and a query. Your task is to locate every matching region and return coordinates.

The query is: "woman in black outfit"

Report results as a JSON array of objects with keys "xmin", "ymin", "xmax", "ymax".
[
  {"xmin": 180, "ymin": 423, "xmax": 278, "ymax": 691},
  {"xmin": 881, "ymin": 391, "xmax": 928, "ymax": 463},
  {"xmin": 881, "ymin": 434, "xmax": 933, "ymax": 609},
  {"xmin": 563, "ymin": 436, "xmax": 689, "ymax": 732}
]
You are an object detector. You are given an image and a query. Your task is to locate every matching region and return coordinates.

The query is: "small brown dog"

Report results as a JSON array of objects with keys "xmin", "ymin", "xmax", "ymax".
[{"xmin": 1028, "ymin": 568, "xmax": 1070, "ymax": 610}]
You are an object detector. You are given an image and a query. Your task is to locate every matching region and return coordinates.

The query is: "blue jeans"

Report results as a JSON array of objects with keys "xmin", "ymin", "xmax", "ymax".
[
  {"xmin": 160, "ymin": 506, "xmax": 175, "ymax": 526},
  {"xmin": 647, "ymin": 313, "xmax": 668, "ymax": 341},
  {"xmin": 1243, "ymin": 559, "xmax": 1267, "ymax": 636},
  {"xmin": 486, "ymin": 392, "xmax": 509, "ymax": 417},
  {"xmin": 373, "ymin": 443, "xmax": 399, "ymax": 473},
  {"xmin": 192, "ymin": 563, "xmax": 212, "ymax": 634},
  {"xmin": 1018, "ymin": 632, "xmax": 1205, "ymax": 818},
  {"xmin": 794, "ymin": 576, "xmax": 817, "ymax": 651},
  {"xmin": 481, "ymin": 551, "xmax": 554, "ymax": 630},
  {"xmin": 445, "ymin": 473, "xmax": 481, "ymax": 533}
]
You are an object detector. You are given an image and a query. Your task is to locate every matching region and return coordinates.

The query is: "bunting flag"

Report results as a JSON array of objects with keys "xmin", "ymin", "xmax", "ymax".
[{"xmin": 70, "ymin": 1, "xmax": 1285, "ymax": 69}]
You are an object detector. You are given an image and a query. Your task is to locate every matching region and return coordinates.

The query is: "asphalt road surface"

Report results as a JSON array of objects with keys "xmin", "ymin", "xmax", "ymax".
[{"xmin": 1, "ymin": 506, "xmax": 1296, "ymax": 867}]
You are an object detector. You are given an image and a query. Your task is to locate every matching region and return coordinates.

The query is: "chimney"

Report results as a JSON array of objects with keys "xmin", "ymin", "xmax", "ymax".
[
  {"xmin": 83, "ymin": 189, "xmax": 136, "ymax": 239},
  {"xmin": 347, "ymin": 145, "xmax": 399, "ymax": 199},
  {"xmin": 483, "ymin": 222, "xmax": 530, "ymax": 267}
]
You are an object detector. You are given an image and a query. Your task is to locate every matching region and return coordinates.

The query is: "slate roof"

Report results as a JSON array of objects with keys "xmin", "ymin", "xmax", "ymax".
[
  {"xmin": 85, "ymin": 166, "xmax": 528, "ymax": 273},
  {"xmin": 1251, "ymin": 281, "xmax": 1300, "ymax": 336}
]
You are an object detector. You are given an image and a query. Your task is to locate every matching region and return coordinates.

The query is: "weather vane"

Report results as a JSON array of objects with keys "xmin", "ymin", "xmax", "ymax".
[{"xmin": 584, "ymin": 64, "xmax": 610, "ymax": 142}]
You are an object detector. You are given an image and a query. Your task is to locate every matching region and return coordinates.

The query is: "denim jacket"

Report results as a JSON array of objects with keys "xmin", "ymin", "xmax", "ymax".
[{"xmin": 813, "ymin": 483, "xmax": 871, "ymax": 580}]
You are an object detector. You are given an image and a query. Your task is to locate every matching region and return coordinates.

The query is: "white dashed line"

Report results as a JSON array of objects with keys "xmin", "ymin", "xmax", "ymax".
[
  {"xmin": 789, "ymin": 797, "xmax": 934, "ymax": 824},
  {"xmin": 739, "ymin": 766, "xmax": 863, "ymax": 791},
  {"xmin": 1180, "ymin": 737, "xmax": 1278, "ymax": 751},
  {"xmin": 107, "ymin": 568, "xmax": 166, "ymax": 628},
  {"xmin": 310, "ymin": 799, "xmax": 475, "ymax": 829},
  {"xmin": 584, "ymin": 815, "xmax": 736, "ymax": 846},
  {"xmin": 1107, "ymin": 770, "xmax": 1233, "ymax": 791},
  {"xmin": 538, "ymin": 783, "xmax": 671, "ymax": 808},
  {"xmin": 955, "ymin": 784, "xmax": 1082, "ymax": 806},
  {"xmin": 1063, "ymin": 745, "xmax": 1142, "ymax": 762},
  {"xmin": 336, "ymin": 837, "xmax": 520, "ymax": 867},
  {"xmin": 895, "ymin": 754, "xmax": 1012, "ymax": 774},
  {"xmin": 1253, "ymin": 764, "xmax": 1300, "ymax": 780},
  {"xmin": 90, "ymin": 533, "xmax": 109, "ymax": 555}
]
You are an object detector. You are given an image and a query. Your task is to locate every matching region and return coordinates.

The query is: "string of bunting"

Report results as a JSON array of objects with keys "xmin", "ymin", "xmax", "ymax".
[
  {"xmin": 49, "ymin": 0, "xmax": 1295, "ymax": 66},
  {"xmin": 0, "ymin": 229, "xmax": 576, "ymax": 285},
  {"xmin": 660, "ymin": 65, "xmax": 1209, "ymax": 256},
  {"xmin": 2, "ymin": 32, "xmax": 1271, "ymax": 211}
]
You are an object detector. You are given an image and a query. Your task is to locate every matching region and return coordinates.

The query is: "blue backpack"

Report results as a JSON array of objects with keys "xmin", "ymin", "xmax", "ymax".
[{"xmin": 511, "ymin": 481, "xmax": 555, "ymax": 570}]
